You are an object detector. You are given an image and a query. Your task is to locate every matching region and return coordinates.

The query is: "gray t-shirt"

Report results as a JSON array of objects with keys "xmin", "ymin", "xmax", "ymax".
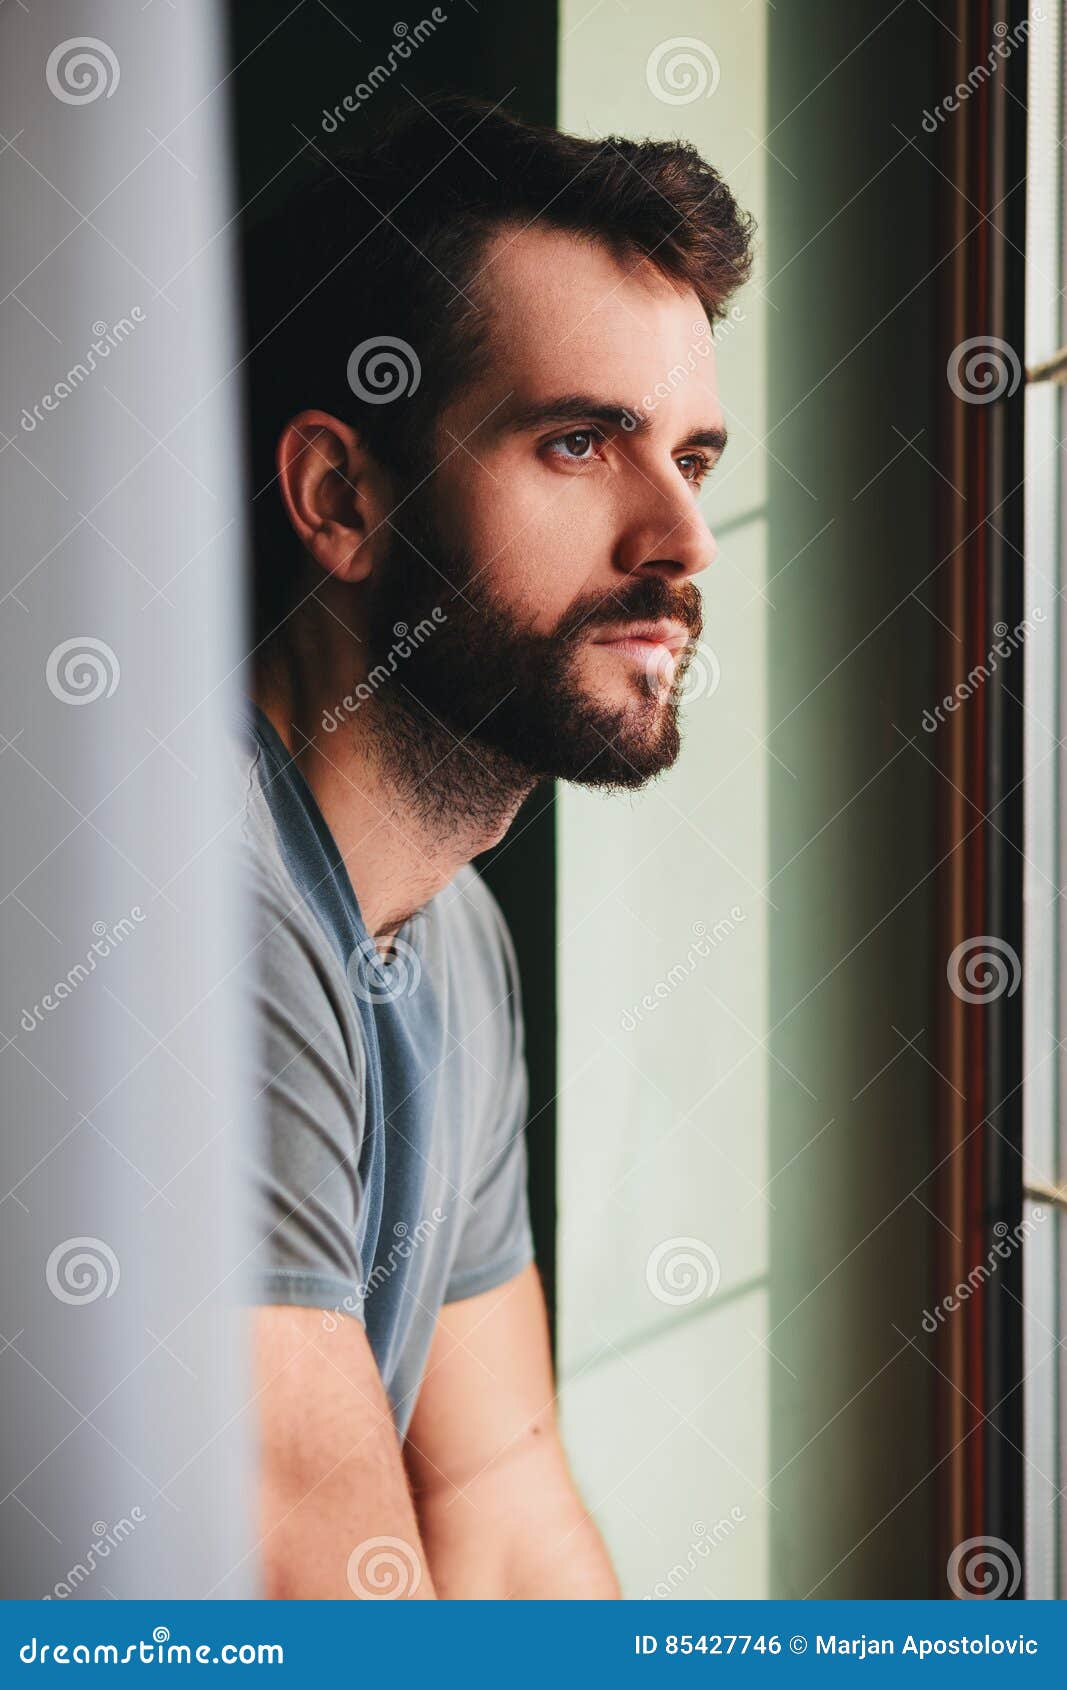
[{"xmin": 225, "ymin": 700, "xmax": 534, "ymax": 1437}]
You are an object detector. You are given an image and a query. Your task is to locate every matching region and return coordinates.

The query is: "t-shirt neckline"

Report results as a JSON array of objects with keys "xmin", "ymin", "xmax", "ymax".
[{"xmin": 245, "ymin": 699, "xmax": 427, "ymax": 966}]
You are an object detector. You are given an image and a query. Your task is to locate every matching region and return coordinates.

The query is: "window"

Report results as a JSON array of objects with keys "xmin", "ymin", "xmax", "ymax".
[{"xmin": 1023, "ymin": 0, "xmax": 1066, "ymax": 1602}]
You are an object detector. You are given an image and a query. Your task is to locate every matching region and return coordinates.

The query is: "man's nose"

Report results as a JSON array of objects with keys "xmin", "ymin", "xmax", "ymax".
[{"xmin": 613, "ymin": 480, "xmax": 717, "ymax": 581}]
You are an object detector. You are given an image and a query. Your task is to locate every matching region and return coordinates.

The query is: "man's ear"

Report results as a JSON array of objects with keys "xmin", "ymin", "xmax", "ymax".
[{"xmin": 275, "ymin": 409, "xmax": 394, "ymax": 584}]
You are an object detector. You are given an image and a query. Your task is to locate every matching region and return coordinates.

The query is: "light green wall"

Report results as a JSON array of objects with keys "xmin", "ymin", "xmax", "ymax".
[
  {"xmin": 557, "ymin": 0, "xmax": 936, "ymax": 1599},
  {"xmin": 558, "ymin": 1, "xmax": 772, "ymax": 1602}
]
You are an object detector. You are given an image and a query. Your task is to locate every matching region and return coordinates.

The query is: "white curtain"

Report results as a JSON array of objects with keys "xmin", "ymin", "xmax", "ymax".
[{"xmin": 0, "ymin": 0, "xmax": 255, "ymax": 1598}]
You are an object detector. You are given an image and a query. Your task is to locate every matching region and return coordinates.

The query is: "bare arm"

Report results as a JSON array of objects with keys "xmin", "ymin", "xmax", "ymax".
[
  {"xmin": 253, "ymin": 1305, "xmax": 436, "ymax": 1600},
  {"xmin": 402, "ymin": 1262, "xmax": 621, "ymax": 1599}
]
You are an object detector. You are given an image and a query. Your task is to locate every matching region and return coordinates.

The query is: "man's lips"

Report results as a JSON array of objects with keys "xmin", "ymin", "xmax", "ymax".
[{"xmin": 589, "ymin": 619, "xmax": 694, "ymax": 663}]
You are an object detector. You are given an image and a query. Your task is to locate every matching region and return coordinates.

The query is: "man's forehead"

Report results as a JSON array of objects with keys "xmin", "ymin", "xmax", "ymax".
[{"xmin": 460, "ymin": 222, "xmax": 721, "ymax": 426}]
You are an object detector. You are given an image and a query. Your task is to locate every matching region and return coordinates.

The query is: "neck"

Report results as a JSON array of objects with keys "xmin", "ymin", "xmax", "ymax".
[{"xmin": 253, "ymin": 656, "xmax": 533, "ymax": 950}]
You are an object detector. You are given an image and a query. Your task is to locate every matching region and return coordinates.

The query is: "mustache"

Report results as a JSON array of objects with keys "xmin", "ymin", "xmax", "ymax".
[{"xmin": 554, "ymin": 577, "xmax": 704, "ymax": 646}]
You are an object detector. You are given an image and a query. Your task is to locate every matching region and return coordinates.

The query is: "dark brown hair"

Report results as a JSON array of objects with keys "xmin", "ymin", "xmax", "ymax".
[{"xmin": 242, "ymin": 94, "xmax": 755, "ymax": 660}]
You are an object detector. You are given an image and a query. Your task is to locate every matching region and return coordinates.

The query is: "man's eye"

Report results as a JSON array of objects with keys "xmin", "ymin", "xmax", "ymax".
[
  {"xmin": 546, "ymin": 429, "xmax": 603, "ymax": 462},
  {"xmin": 677, "ymin": 452, "xmax": 711, "ymax": 484}
]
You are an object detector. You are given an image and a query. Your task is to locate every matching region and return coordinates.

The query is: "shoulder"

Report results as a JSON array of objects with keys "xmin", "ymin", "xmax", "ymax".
[
  {"xmin": 220, "ymin": 716, "xmax": 364, "ymax": 1075},
  {"xmin": 435, "ymin": 865, "xmax": 521, "ymax": 1004},
  {"xmin": 219, "ymin": 714, "xmax": 288, "ymax": 890},
  {"xmin": 429, "ymin": 867, "xmax": 526, "ymax": 1103}
]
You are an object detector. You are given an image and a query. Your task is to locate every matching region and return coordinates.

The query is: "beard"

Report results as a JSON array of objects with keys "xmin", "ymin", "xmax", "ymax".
[{"xmin": 360, "ymin": 492, "xmax": 703, "ymax": 813}]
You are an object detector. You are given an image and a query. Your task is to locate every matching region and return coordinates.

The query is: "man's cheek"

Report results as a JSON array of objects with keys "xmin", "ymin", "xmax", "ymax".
[{"xmin": 476, "ymin": 540, "xmax": 571, "ymax": 630}]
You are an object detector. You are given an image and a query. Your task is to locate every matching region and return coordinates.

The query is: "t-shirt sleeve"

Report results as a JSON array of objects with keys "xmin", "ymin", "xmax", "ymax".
[
  {"xmin": 239, "ymin": 859, "xmax": 369, "ymax": 1326},
  {"xmin": 443, "ymin": 890, "xmax": 536, "ymax": 1304}
]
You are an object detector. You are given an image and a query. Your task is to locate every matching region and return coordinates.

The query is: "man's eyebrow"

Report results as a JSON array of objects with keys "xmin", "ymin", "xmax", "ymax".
[
  {"xmin": 492, "ymin": 393, "xmax": 728, "ymax": 455},
  {"xmin": 493, "ymin": 394, "xmax": 648, "ymax": 435},
  {"xmin": 681, "ymin": 426, "xmax": 728, "ymax": 456}
]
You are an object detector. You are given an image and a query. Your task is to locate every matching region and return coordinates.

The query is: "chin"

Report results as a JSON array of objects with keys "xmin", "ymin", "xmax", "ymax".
[{"xmin": 556, "ymin": 700, "xmax": 683, "ymax": 791}]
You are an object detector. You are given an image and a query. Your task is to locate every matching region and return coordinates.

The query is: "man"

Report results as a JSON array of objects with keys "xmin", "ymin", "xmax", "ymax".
[{"xmin": 231, "ymin": 94, "xmax": 753, "ymax": 1599}]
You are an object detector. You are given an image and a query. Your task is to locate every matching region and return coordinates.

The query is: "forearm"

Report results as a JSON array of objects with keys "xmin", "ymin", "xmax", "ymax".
[
  {"xmin": 503, "ymin": 1501, "xmax": 620, "ymax": 1599},
  {"xmin": 254, "ymin": 1307, "xmax": 439, "ymax": 1601},
  {"xmin": 415, "ymin": 1468, "xmax": 620, "ymax": 1599},
  {"xmin": 262, "ymin": 1461, "xmax": 439, "ymax": 1600},
  {"xmin": 403, "ymin": 1267, "xmax": 621, "ymax": 1598}
]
